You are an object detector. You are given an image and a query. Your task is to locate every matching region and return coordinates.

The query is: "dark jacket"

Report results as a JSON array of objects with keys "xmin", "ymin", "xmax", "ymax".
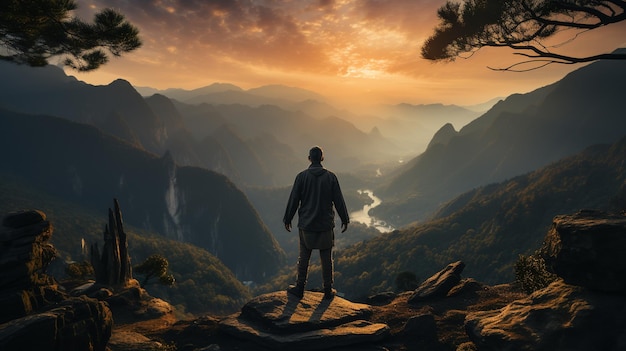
[{"xmin": 283, "ymin": 163, "xmax": 349, "ymax": 232}]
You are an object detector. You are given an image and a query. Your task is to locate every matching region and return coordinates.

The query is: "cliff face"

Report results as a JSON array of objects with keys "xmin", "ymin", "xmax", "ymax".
[{"xmin": 0, "ymin": 109, "xmax": 286, "ymax": 282}]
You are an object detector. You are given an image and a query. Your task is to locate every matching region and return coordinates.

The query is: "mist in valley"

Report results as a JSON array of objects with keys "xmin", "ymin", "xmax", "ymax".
[{"xmin": 2, "ymin": 57, "xmax": 626, "ymax": 309}]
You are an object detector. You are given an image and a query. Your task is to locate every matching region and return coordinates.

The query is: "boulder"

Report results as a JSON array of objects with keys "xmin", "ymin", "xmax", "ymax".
[
  {"xmin": 408, "ymin": 261, "xmax": 465, "ymax": 303},
  {"xmin": 0, "ymin": 295, "xmax": 113, "ymax": 351},
  {"xmin": 465, "ymin": 279, "xmax": 626, "ymax": 351},
  {"xmin": 0, "ymin": 210, "xmax": 54, "ymax": 290},
  {"xmin": 447, "ymin": 278, "xmax": 484, "ymax": 297},
  {"xmin": 0, "ymin": 210, "xmax": 113, "ymax": 351},
  {"xmin": 367, "ymin": 291, "xmax": 397, "ymax": 306},
  {"xmin": 400, "ymin": 313, "xmax": 437, "ymax": 340},
  {"xmin": 219, "ymin": 291, "xmax": 390, "ymax": 350},
  {"xmin": 542, "ymin": 210, "xmax": 626, "ymax": 293},
  {"xmin": 108, "ymin": 331, "xmax": 164, "ymax": 351}
]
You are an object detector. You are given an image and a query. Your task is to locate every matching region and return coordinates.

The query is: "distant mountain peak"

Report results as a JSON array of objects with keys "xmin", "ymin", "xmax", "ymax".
[
  {"xmin": 427, "ymin": 123, "xmax": 458, "ymax": 149},
  {"xmin": 109, "ymin": 78, "xmax": 136, "ymax": 91}
]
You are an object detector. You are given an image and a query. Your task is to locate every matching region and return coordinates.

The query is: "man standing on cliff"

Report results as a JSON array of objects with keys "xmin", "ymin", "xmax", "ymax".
[{"xmin": 284, "ymin": 146, "xmax": 349, "ymax": 300}]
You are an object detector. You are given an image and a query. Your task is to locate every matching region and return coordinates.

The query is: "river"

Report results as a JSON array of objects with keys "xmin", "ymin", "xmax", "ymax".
[{"xmin": 350, "ymin": 189, "xmax": 394, "ymax": 233}]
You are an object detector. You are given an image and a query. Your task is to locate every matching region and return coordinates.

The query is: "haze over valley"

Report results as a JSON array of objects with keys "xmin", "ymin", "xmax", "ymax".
[
  {"xmin": 4, "ymin": 1, "xmax": 626, "ymax": 350},
  {"xmin": 2, "ymin": 56, "xmax": 625, "ymax": 292}
]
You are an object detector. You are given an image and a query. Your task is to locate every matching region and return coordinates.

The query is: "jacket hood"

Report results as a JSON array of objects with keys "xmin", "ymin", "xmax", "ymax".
[{"xmin": 307, "ymin": 164, "xmax": 327, "ymax": 176}]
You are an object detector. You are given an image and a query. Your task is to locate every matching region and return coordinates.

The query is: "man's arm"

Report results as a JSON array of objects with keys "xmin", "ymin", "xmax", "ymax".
[
  {"xmin": 341, "ymin": 222, "xmax": 348, "ymax": 233},
  {"xmin": 283, "ymin": 174, "xmax": 301, "ymax": 232},
  {"xmin": 332, "ymin": 175, "xmax": 349, "ymax": 232}
]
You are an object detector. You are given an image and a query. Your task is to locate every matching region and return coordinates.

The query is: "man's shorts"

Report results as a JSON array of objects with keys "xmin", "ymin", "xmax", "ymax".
[{"xmin": 299, "ymin": 229, "xmax": 334, "ymax": 250}]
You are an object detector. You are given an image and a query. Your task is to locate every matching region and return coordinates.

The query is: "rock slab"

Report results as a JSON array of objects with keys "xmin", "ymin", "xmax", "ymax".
[{"xmin": 220, "ymin": 291, "xmax": 389, "ymax": 350}]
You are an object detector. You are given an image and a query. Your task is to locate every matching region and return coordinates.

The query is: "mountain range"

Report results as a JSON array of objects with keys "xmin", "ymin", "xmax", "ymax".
[
  {"xmin": 1, "ymin": 61, "xmax": 438, "ymax": 188},
  {"xmin": 328, "ymin": 135, "xmax": 626, "ymax": 300},
  {"xmin": 376, "ymin": 59, "xmax": 626, "ymax": 227},
  {"xmin": 2, "ymin": 55, "xmax": 625, "ymax": 315}
]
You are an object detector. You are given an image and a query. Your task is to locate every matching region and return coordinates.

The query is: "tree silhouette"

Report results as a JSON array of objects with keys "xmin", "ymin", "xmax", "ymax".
[
  {"xmin": 134, "ymin": 254, "xmax": 175, "ymax": 288},
  {"xmin": 395, "ymin": 271, "xmax": 420, "ymax": 292},
  {"xmin": 422, "ymin": 0, "xmax": 626, "ymax": 71},
  {"xmin": 0, "ymin": 0, "xmax": 141, "ymax": 71}
]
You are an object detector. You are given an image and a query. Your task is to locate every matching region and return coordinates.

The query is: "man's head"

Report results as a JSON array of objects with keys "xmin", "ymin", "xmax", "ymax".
[{"xmin": 308, "ymin": 146, "xmax": 324, "ymax": 163}]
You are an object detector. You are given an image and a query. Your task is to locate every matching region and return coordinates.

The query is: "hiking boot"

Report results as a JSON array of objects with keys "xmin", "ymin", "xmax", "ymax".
[
  {"xmin": 287, "ymin": 284, "xmax": 304, "ymax": 299},
  {"xmin": 323, "ymin": 288, "xmax": 336, "ymax": 300}
]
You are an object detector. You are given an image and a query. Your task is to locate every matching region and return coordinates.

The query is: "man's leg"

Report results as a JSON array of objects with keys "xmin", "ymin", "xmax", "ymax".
[
  {"xmin": 288, "ymin": 236, "xmax": 312, "ymax": 298},
  {"xmin": 320, "ymin": 248, "xmax": 335, "ymax": 299}
]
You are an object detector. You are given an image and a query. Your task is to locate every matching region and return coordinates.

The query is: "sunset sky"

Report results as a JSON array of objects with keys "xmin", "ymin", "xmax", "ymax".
[{"xmin": 69, "ymin": 0, "xmax": 626, "ymax": 107}]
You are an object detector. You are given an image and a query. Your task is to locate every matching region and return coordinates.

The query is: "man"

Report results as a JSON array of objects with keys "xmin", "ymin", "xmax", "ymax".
[{"xmin": 283, "ymin": 146, "xmax": 349, "ymax": 300}]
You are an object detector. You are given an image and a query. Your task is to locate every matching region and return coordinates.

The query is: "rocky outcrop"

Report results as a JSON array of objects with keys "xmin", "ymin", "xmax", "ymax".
[
  {"xmin": 466, "ymin": 279, "xmax": 626, "ymax": 351},
  {"xmin": 219, "ymin": 291, "xmax": 390, "ymax": 350},
  {"xmin": 408, "ymin": 260, "xmax": 465, "ymax": 303},
  {"xmin": 543, "ymin": 210, "xmax": 626, "ymax": 293},
  {"xmin": 465, "ymin": 210, "xmax": 626, "ymax": 351},
  {"xmin": 0, "ymin": 210, "xmax": 113, "ymax": 351},
  {"xmin": 91, "ymin": 199, "xmax": 133, "ymax": 288}
]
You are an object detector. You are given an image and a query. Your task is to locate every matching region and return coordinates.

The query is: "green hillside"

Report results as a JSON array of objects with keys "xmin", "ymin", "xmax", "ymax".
[{"xmin": 332, "ymin": 137, "xmax": 626, "ymax": 301}]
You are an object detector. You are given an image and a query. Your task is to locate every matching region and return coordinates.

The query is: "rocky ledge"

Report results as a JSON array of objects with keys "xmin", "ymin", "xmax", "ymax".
[
  {"xmin": 466, "ymin": 210, "xmax": 626, "ymax": 351},
  {"xmin": 219, "ymin": 291, "xmax": 390, "ymax": 350}
]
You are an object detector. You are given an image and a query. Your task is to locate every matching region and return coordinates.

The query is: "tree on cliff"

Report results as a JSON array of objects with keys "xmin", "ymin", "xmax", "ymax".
[
  {"xmin": 134, "ymin": 254, "xmax": 175, "ymax": 288},
  {"xmin": 422, "ymin": 0, "xmax": 626, "ymax": 71},
  {"xmin": 0, "ymin": 0, "xmax": 141, "ymax": 71}
]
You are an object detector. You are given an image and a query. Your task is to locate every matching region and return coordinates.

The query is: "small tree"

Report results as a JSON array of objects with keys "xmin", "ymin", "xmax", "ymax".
[
  {"xmin": 514, "ymin": 251, "xmax": 558, "ymax": 293},
  {"xmin": 395, "ymin": 271, "xmax": 420, "ymax": 292},
  {"xmin": 134, "ymin": 254, "xmax": 175, "ymax": 288},
  {"xmin": 0, "ymin": 0, "xmax": 141, "ymax": 71},
  {"xmin": 422, "ymin": 0, "xmax": 626, "ymax": 71}
]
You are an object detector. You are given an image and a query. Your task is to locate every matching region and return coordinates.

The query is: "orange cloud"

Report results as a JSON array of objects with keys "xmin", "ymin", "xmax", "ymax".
[{"xmin": 72, "ymin": 1, "xmax": 626, "ymax": 105}]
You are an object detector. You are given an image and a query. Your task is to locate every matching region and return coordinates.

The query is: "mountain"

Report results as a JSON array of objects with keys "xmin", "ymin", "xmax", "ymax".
[
  {"xmin": 174, "ymin": 102, "xmax": 402, "ymax": 177},
  {"xmin": 0, "ymin": 61, "xmax": 403, "ymax": 188},
  {"xmin": 142, "ymin": 83, "xmax": 327, "ymax": 108},
  {"xmin": 332, "ymin": 136, "xmax": 626, "ymax": 300},
  {"xmin": 365, "ymin": 103, "xmax": 485, "ymax": 154},
  {"xmin": 0, "ymin": 108, "xmax": 286, "ymax": 282},
  {"xmin": 462, "ymin": 97, "xmax": 503, "ymax": 113},
  {"xmin": 135, "ymin": 83, "xmax": 244, "ymax": 101},
  {"xmin": 0, "ymin": 61, "xmax": 166, "ymax": 154},
  {"xmin": 378, "ymin": 60, "xmax": 626, "ymax": 227}
]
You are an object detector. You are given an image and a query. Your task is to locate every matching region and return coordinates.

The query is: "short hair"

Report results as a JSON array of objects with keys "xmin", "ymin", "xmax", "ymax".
[{"xmin": 308, "ymin": 146, "xmax": 323, "ymax": 162}]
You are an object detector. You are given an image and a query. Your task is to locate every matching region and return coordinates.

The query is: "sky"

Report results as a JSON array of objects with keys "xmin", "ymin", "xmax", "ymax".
[{"xmin": 68, "ymin": 0, "xmax": 626, "ymax": 107}]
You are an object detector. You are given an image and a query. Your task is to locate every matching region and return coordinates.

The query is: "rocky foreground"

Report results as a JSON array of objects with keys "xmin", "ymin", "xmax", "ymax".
[{"xmin": 2, "ymin": 209, "xmax": 626, "ymax": 350}]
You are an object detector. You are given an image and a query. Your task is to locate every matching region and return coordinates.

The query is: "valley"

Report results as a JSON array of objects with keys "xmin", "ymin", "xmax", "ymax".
[{"xmin": 0, "ymin": 57, "xmax": 625, "ymax": 315}]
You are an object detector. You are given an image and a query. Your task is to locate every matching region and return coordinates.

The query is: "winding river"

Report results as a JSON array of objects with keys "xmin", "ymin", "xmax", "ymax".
[{"xmin": 350, "ymin": 189, "xmax": 394, "ymax": 233}]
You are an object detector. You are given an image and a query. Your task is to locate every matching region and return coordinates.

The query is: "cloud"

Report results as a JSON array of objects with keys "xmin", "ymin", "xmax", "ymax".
[{"xmin": 76, "ymin": 0, "xmax": 448, "ymax": 79}]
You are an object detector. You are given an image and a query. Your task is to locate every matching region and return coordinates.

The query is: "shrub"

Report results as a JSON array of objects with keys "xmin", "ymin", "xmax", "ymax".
[
  {"xmin": 514, "ymin": 251, "xmax": 557, "ymax": 294},
  {"xmin": 65, "ymin": 261, "xmax": 95, "ymax": 279}
]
